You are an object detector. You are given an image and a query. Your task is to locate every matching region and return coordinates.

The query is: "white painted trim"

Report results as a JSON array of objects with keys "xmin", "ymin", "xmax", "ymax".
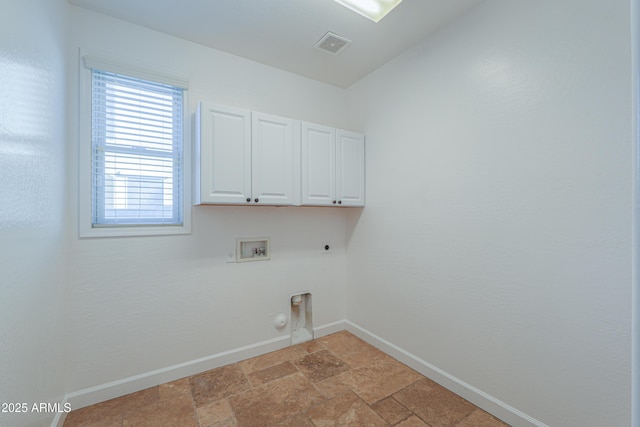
[
  {"xmin": 77, "ymin": 48, "xmax": 192, "ymax": 239},
  {"xmin": 82, "ymin": 54, "xmax": 189, "ymax": 89},
  {"xmin": 51, "ymin": 397, "xmax": 69, "ymax": 427},
  {"xmin": 314, "ymin": 319, "xmax": 347, "ymax": 338},
  {"xmin": 66, "ymin": 334, "xmax": 289, "ymax": 410},
  {"xmin": 63, "ymin": 320, "xmax": 347, "ymax": 411},
  {"xmin": 60, "ymin": 318, "xmax": 544, "ymax": 427},
  {"xmin": 345, "ymin": 320, "xmax": 548, "ymax": 427}
]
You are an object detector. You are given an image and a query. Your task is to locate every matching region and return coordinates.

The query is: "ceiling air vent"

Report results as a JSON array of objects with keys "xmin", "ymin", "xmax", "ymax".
[{"xmin": 314, "ymin": 32, "xmax": 352, "ymax": 55}]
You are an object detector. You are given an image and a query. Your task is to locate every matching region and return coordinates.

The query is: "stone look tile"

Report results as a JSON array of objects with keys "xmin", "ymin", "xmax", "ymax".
[
  {"xmin": 63, "ymin": 417, "xmax": 122, "ymax": 427},
  {"xmin": 394, "ymin": 378, "xmax": 476, "ymax": 426},
  {"xmin": 106, "ymin": 387, "xmax": 161, "ymax": 413},
  {"xmin": 317, "ymin": 331, "xmax": 369, "ymax": 357},
  {"xmin": 246, "ymin": 361, "xmax": 299, "ymax": 386},
  {"xmin": 122, "ymin": 392, "xmax": 197, "ymax": 427},
  {"xmin": 337, "ymin": 359, "xmax": 424, "ymax": 404},
  {"xmin": 271, "ymin": 411, "xmax": 316, "ymax": 427},
  {"xmin": 197, "ymin": 399, "xmax": 235, "ymax": 427},
  {"xmin": 339, "ymin": 343, "xmax": 396, "ymax": 369},
  {"xmin": 159, "ymin": 378, "xmax": 192, "ymax": 400},
  {"xmin": 295, "ymin": 339, "xmax": 326, "ymax": 354},
  {"xmin": 64, "ymin": 331, "xmax": 510, "ymax": 427},
  {"xmin": 294, "ymin": 350, "xmax": 351, "ymax": 383},
  {"xmin": 456, "ymin": 409, "xmax": 511, "ymax": 426},
  {"xmin": 396, "ymin": 415, "xmax": 430, "ymax": 426},
  {"xmin": 314, "ymin": 375, "xmax": 354, "ymax": 399},
  {"xmin": 211, "ymin": 420, "xmax": 238, "ymax": 427},
  {"xmin": 238, "ymin": 346, "xmax": 308, "ymax": 375},
  {"xmin": 307, "ymin": 391, "xmax": 388, "ymax": 427},
  {"xmin": 190, "ymin": 364, "xmax": 251, "ymax": 406},
  {"xmin": 64, "ymin": 387, "xmax": 159, "ymax": 426},
  {"xmin": 229, "ymin": 372, "xmax": 325, "ymax": 427},
  {"xmin": 371, "ymin": 396, "xmax": 413, "ymax": 424}
]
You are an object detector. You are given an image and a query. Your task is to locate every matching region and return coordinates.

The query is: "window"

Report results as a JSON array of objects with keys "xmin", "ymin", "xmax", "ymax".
[
  {"xmin": 92, "ymin": 70, "xmax": 183, "ymax": 226},
  {"xmin": 79, "ymin": 55, "xmax": 190, "ymax": 237}
]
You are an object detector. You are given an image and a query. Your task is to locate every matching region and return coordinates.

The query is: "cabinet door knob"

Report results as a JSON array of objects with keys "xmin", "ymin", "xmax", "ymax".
[
  {"xmin": 332, "ymin": 200, "xmax": 337, "ymax": 204},
  {"xmin": 246, "ymin": 198, "xmax": 251, "ymax": 203},
  {"xmin": 338, "ymin": 200, "xmax": 342, "ymax": 205},
  {"xmin": 255, "ymin": 198, "xmax": 259, "ymax": 203}
]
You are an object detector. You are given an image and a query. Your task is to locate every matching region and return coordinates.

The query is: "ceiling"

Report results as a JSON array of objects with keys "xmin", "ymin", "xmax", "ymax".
[{"xmin": 67, "ymin": 0, "xmax": 483, "ymax": 88}]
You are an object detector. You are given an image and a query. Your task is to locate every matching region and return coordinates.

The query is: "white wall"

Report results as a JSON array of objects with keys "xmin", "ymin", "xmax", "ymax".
[
  {"xmin": 346, "ymin": 1, "xmax": 632, "ymax": 426},
  {"xmin": 60, "ymin": 1, "xmax": 637, "ymax": 425},
  {"xmin": 66, "ymin": 7, "xmax": 350, "ymax": 395},
  {"xmin": 0, "ymin": 1, "xmax": 69, "ymax": 426}
]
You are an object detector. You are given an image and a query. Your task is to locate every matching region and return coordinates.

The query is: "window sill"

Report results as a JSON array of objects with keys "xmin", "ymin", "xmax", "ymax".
[{"xmin": 79, "ymin": 223, "xmax": 191, "ymax": 238}]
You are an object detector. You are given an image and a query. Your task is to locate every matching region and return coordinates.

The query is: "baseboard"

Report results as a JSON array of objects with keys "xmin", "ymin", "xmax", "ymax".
[
  {"xmin": 345, "ymin": 321, "xmax": 548, "ymax": 427},
  {"xmin": 314, "ymin": 319, "xmax": 347, "ymax": 338},
  {"xmin": 51, "ymin": 397, "xmax": 69, "ymax": 427},
  {"xmin": 63, "ymin": 320, "xmax": 347, "ymax": 413},
  {"xmin": 59, "ymin": 319, "xmax": 543, "ymax": 427}
]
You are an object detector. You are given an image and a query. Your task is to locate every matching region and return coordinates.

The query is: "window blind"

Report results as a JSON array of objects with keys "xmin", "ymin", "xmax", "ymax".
[{"xmin": 91, "ymin": 69, "xmax": 184, "ymax": 226}]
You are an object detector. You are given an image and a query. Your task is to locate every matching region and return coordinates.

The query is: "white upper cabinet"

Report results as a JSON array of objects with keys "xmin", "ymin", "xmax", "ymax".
[
  {"xmin": 195, "ymin": 102, "xmax": 251, "ymax": 205},
  {"xmin": 301, "ymin": 122, "xmax": 336, "ymax": 206},
  {"xmin": 301, "ymin": 123, "xmax": 365, "ymax": 207},
  {"xmin": 251, "ymin": 112, "xmax": 295, "ymax": 205},
  {"xmin": 336, "ymin": 129, "xmax": 365, "ymax": 206},
  {"xmin": 196, "ymin": 102, "xmax": 364, "ymax": 207},
  {"xmin": 195, "ymin": 103, "xmax": 296, "ymax": 205}
]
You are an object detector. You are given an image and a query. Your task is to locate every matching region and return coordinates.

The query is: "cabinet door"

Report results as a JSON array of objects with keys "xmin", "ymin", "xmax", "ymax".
[
  {"xmin": 336, "ymin": 130, "xmax": 365, "ymax": 207},
  {"xmin": 251, "ymin": 112, "xmax": 294, "ymax": 205},
  {"xmin": 196, "ymin": 102, "xmax": 251, "ymax": 204},
  {"xmin": 301, "ymin": 122, "xmax": 335, "ymax": 206}
]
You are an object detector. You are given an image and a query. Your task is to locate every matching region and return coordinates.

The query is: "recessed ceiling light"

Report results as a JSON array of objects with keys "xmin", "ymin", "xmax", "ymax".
[{"xmin": 333, "ymin": 0, "xmax": 403, "ymax": 23}]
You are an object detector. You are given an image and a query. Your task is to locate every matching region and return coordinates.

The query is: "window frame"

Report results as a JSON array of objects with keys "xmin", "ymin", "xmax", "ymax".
[{"xmin": 78, "ymin": 53, "xmax": 191, "ymax": 238}]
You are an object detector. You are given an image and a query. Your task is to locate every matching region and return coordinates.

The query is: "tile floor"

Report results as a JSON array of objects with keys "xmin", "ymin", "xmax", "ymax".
[{"xmin": 63, "ymin": 331, "xmax": 510, "ymax": 427}]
